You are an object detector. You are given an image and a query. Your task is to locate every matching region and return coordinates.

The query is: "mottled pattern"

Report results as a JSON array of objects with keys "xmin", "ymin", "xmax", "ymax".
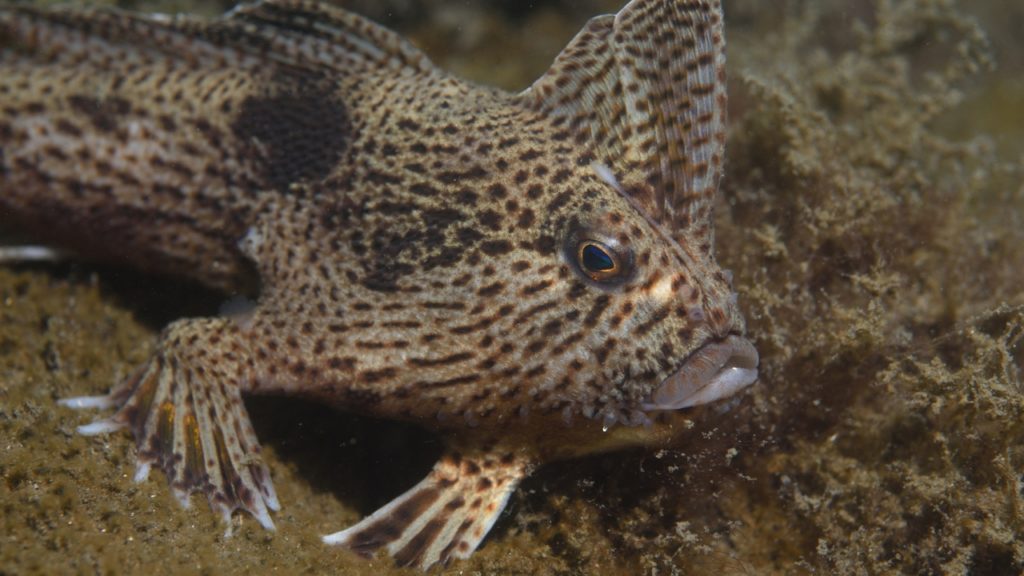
[{"xmin": 1, "ymin": 0, "xmax": 750, "ymax": 570}]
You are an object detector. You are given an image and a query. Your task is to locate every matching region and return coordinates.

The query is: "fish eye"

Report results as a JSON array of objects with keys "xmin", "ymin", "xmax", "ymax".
[
  {"xmin": 580, "ymin": 242, "xmax": 615, "ymax": 273},
  {"xmin": 574, "ymin": 239, "xmax": 629, "ymax": 284}
]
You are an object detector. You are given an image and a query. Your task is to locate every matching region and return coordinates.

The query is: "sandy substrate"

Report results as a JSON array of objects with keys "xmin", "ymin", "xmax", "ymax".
[{"xmin": 2, "ymin": 1, "xmax": 1022, "ymax": 574}]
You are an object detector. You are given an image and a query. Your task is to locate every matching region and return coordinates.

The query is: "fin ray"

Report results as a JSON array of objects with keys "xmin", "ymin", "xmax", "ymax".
[
  {"xmin": 60, "ymin": 318, "xmax": 278, "ymax": 531},
  {"xmin": 1, "ymin": 0, "xmax": 440, "ymax": 78},
  {"xmin": 519, "ymin": 0, "xmax": 728, "ymax": 237},
  {"xmin": 218, "ymin": 0, "xmax": 441, "ymax": 77},
  {"xmin": 324, "ymin": 449, "xmax": 533, "ymax": 570}
]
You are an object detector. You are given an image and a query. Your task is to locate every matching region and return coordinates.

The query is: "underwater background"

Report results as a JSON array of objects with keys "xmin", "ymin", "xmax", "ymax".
[{"xmin": 1, "ymin": 0, "xmax": 1022, "ymax": 574}]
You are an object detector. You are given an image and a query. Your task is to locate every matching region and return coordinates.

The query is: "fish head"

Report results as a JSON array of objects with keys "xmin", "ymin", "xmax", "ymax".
[
  {"xmin": 497, "ymin": 0, "xmax": 758, "ymax": 431},
  {"xmin": 499, "ymin": 155, "xmax": 757, "ymax": 430}
]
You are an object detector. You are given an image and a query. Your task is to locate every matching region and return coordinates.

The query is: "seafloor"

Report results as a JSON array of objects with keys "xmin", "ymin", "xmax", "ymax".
[{"xmin": 2, "ymin": 0, "xmax": 1022, "ymax": 574}]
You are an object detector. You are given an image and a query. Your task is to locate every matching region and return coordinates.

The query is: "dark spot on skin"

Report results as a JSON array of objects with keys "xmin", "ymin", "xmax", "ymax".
[
  {"xmin": 517, "ymin": 208, "xmax": 535, "ymax": 228},
  {"xmin": 525, "ymin": 340, "xmax": 546, "ymax": 354},
  {"xmin": 157, "ymin": 114, "xmax": 177, "ymax": 131},
  {"xmin": 584, "ymin": 294, "xmax": 611, "ymax": 327},
  {"xmin": 54, "ymin": 118, "xmax": 82, "ymax": 137},
  {"xmin": 519, "ymin": 149, "xmax": 542, "ymax": 161},
  {"xmin": 397, "ymin": 118, "xmax": 421, "ymax": 131},
  {"xmin": 480, "ymin": 240, "xmax": 513, "ymax": 256},
  {"xmin": 328, "ymin": 356, "xmax": 356, "ymax": 370},
  {"xmin": 66, "ymin": 95, "xmax": 131, "ymax": 132},
  {"xmin": 547, "ymin": 190, "xmax": 573, "ymax": 211},
  {"xmin": 551, "ymin": 168, "xmax": 572, "ymax": 184},
  {"xmin": 409, "ymin": 352, "xmax": 473, "ymax": 368},
  {"xmin": 457, "ymin": 227, "xmax": 484, "ymax": 245},
  {"xmin": 438, "ymin": 165, "xmax": 487, "ymax": 184},
  {"xmin": 487, "ymin": 183, "xmax": 507, "ymax": 199},
  {"xmin": 478, "ymin": 210, "xmax": 502, "ymax": 231},
  {"xmin": 410, "ymin": 182, "xmax": 439, "ymax": 196},
  {"xmin": 359, "ymin": 367, "xmax": 398, "ymax": 383},
  {"xmin": 477, "ymin": 282, "xmax": 504, "ymax": 297},
  {"xmin": 635, "ymin": 306, "xmax": 671, "ymax": 336},
  {"xmin": 421, "ymin": 208, "xmax": 465, "ymax": 227},
  {"xmin": 231, "ymin": 74, "xmax": 350, "ymax": 192},
  {"xmin": 533, "ymin": 235, "xmax": 556, "ymax": 254},
  {"xmin": 524, "ymin": 364, "xmax": 546, "ymax": 378}
]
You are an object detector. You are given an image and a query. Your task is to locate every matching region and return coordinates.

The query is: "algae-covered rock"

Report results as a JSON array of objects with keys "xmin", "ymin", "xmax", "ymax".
[{"xmin": 1, "ymin": 1, "xmax": 1021, "ymax": 574}]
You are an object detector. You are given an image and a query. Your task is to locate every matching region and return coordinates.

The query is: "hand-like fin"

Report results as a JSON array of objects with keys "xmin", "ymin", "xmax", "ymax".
[
  {"xmin": 59, "ymin": 318, "xmax": 279, "ymax": 533},
  {"xmin": 519, "ymin": 0, "xmax": 728, "ymax": 239},
  {"xmin": 324, "ymin": 448, "xmax": 533, "ymax": 570}
]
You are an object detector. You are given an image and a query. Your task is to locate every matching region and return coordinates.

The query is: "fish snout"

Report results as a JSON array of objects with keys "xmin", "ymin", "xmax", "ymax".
[{"xmin": 642, "ymin": 335, "xmax": 759, "ymax": 411}]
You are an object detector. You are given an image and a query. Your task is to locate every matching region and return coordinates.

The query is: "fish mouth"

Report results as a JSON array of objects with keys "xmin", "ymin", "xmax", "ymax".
[{"xmin": 641, "ymin": 335, "xmax": 760, "ymax": 411}]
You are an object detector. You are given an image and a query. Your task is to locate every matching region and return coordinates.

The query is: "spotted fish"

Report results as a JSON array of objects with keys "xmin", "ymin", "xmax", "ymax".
[{"xmin": 0, "ymin": 0, "xmax": 759, "ymax": 569}]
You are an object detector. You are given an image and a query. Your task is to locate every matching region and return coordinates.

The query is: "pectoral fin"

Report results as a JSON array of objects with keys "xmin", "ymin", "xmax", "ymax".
[
  {"xmin": 324, "ymin": 448, "xmax": 534, "ymax": 570},
  {"xmin": 59, "ymin": 318, "xmax": 279, "ymax": 533}
]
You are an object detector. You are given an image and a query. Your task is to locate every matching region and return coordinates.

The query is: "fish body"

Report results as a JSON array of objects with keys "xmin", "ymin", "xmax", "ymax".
[{"xmin": 0, "ymin": 0, "xmax": 758, "ymax": 569}]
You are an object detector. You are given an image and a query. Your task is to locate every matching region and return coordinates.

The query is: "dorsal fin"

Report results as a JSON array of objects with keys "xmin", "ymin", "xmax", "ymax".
[
  {"xmin": 518, "ymin": 0, "xmax": 727, "ymax": 239},
  {"xmin": 1, "ymin": 0, "xmax": 442, "ymax": 80},
  {"xmin": 209, "ymin": 0, "xmax": 442, "ymax": 77}
]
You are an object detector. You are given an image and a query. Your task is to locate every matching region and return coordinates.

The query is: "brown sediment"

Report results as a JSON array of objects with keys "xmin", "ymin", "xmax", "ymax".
[{"xmin": 1, "ymin": 1, "xmax": 1022, "ymax": 575}]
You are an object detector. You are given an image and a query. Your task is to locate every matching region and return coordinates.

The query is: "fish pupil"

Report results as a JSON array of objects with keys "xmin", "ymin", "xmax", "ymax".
[{"xmin": 582, "ymin": 244, "xmax": 615, "ymax": 272}]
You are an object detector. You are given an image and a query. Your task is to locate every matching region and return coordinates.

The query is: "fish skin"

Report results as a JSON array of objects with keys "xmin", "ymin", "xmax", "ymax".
[{"xmin": 0, "ymin": 0, "xmax": 754, "ymax": 569}]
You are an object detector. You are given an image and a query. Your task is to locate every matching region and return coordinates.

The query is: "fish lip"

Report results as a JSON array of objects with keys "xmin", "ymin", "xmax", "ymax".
[{"xmin": 641, "ymin": 334, "xmax": 760, "ymax": 412}]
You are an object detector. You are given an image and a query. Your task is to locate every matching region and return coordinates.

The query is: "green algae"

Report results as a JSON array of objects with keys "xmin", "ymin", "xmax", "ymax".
[{"xmin": 2, "ymin": 1, "xmax": 1022, "ymax": 574}]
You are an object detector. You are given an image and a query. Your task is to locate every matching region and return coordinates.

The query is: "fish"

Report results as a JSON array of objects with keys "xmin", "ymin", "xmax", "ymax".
[{"xmin": 0, "ymin": 0, "xmax": 759, "ymax": 570}]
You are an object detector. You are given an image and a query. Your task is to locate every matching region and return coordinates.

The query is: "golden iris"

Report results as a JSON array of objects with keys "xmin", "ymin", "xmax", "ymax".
[{"xmin": 577, "ymin": 241, "xmax": 619, "ymax": 281}]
